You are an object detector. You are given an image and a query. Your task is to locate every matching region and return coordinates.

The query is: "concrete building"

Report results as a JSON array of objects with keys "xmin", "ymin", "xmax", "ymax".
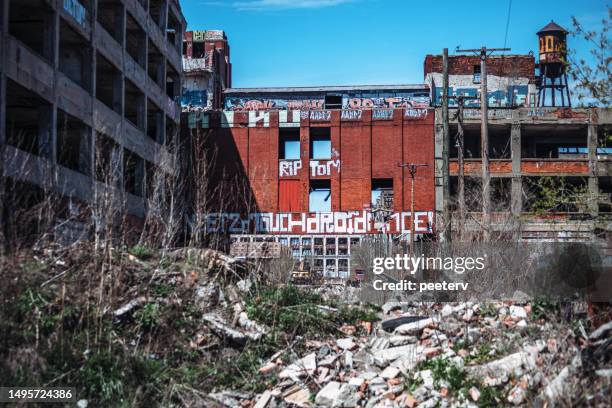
[
  {"xmin": 435, "ymin": 106, "xmax": 611, "ymax": 241},
  {"xmin": 181, "ymin": 29, "xmax": 231, "ymax": 111},
  {"xmin": 184, "ymin": 85, "xmax": 435, "ymax": 278},
  {"xmin": 0, "ymin": 0, "xmax": 186, "ymax": 240}
]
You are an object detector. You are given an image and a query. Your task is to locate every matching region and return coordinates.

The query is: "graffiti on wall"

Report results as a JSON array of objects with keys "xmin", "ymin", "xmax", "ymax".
[
  {"xmin": 279, "ymin": 160, "xmax": 302, "ymax": 177},
  {"xmin": 346, "ymin": 97, "xmax": 429, "ymax": 109},
  {"xmin": 404, "ymin": 108, "xmax": 429, "ymax": 120},
  {"xmin": 181, "ymin": 90, "xmax": 208, "ymax": 108},
  {"xmin": 303, "ymin": 110, "xmax": 332, "ymax": 121},
  {"xmin": 64, "ymin": 0, "xmax": 87, "ymax": 27},
  {"xmin": 225, "ymin": 92, "xmax": 430, "ymax": 111},
  {"xmin": 372, "ymin": 109, "xmax": 394, "ymax": 120},
  {"xmin": 433, "ymin": 86, "xmax": 530, "ymax": 108},
  {"xmin": 199, "ymin": 210, "xmax": 434, "ymax": 235},
  {"xmin": 341, "ymin": 110, "xmax": 363, "ymax": 121},
  {"xmin": 310, "ymin": 159, "xmax": 340, "ymax": 177}
]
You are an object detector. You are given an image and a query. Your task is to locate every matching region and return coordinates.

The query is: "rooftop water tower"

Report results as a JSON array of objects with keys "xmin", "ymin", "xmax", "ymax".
[{"xmin": 537, "ymin": 21, "xmax": 572, "ymax": 107}]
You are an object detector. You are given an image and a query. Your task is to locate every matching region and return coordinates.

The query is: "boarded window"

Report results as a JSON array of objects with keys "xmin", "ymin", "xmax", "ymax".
[{"xmin": 279, "ymin": 179, "xmax": 301, "ymax": 212}]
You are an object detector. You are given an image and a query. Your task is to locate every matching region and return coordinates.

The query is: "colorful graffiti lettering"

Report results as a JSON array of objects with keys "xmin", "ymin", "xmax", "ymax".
[
  {"xmin": 279, "ymin": 160, "xmax": 302, "ymax": 177},
  {"xmin": 434, "ymin": 85, "xmax": 530, "ymax": 108},
  {"xmin": 347, "ymin": 97, "xmax": 429, "ymax": 109},
  {"xmin": 198, "ymin": 210, "xmax": 434, "ymax": 235}
]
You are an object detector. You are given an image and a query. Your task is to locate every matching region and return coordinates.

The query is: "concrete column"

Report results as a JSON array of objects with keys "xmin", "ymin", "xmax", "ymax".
[
  {"xmin": 587, "ymin": 123, "xmax": 599, "ymax": 217},
  {"xmin": 511, "ymin": 123, "xmax": 522, "ymax": 216}
]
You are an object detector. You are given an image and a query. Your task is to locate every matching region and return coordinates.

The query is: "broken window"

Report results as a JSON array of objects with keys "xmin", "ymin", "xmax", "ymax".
[
  {"xmin": 124, "ymin": 79, "xmax": 145, "ymax": 130},
  {"xmin": 56, "ymin": 110, "xmax": 92, "ymax": 175},
  {"xmin": 371, "ymin": 179, "xmax": 394, "ymax": 209},
  {"xmin": 5, "ymin": 79, "xmax": 53, "ymax": 157},
  {"xmin": 95, "ymin": 52, "xmax": 122, "ymax": 114},
  {"xmin": 148, "ymin": 40, "xmax": 165, "ymax": 88},
  {"xmin": 9, "ymin": 0, "xmax": 54, "ymax": 62},
  {"xmin": 123, "ymin": 149, "xmax": 144, "ymax": 196},
  {"xmin": 310, "ymin": 128, "xmax": 331, "ymax": 160},
  {"xmin": 97, "ymin": 0, "xmax": 123, "ymax": 44},
  {"xmin": 125, "ymin": 12, "xmax": 146, "ymax": 69},
  {"xmin": 147, "ymin": 99, "xmax": 164, "ymax": 143},
  {"xmin": 309, "ymin": 180, "xmax": 331, "ymax": 212},
  {"xmin": 59, "ymin": 20, "xmax": 92, "ymax": 92},
  {"xmin": 473, "ymin": 65, "xmax": 481, "ymax": 84},
  {"xmin": 324, "ymin": 95, "xmax": 342, "ymax": 109},
  {"xmin": 192, "ymin": 42, "xmax": 206, "ymax": 58},
  {"xmin": 279, "ymin": 128, "xmax": 300, "ymax": 160}
]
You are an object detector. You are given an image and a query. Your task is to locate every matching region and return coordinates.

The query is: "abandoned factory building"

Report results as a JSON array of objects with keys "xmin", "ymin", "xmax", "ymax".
[{"xmin": 1, "ymin": 0, "xmax": 186, "ymax": 237}]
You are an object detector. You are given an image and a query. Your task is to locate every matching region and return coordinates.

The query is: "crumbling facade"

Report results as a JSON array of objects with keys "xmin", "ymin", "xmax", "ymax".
[
  {"xmin": 0, "ymin": 0, "xmax": 186, "ymax": 239},
  {"xmin": 424, "ymin": 54, "xmax": 538, "ymax": 108},
  {"xmin": 185, "ymin": 85, "xmax": 435, "ymax": 278},
  {"xmin": 181, "ymin": 29, "xmax": 231, "ymax": 111}
]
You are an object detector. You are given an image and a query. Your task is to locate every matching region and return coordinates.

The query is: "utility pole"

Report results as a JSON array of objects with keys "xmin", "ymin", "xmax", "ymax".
[
  {"xmin": 441, "ymin": 48, "xmax": 451, "ymax": 243},
  {"xmin": 455, "ymin": 47, "xmax": 510, "ymax": 241},
  {"xmin": 398, "ymin": 163, "xmax": 428, "ymax": 256}
]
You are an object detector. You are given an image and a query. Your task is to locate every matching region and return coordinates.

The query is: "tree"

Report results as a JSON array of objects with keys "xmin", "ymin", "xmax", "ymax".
[{"xmin": 568, "ymin": 7, "xmax": 611, "ymax": 107}]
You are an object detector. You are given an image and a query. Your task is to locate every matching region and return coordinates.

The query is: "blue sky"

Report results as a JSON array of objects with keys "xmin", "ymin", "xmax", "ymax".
[{"xmin": 181, "ymin": 0, "xmax": 608, "ymax": 88}]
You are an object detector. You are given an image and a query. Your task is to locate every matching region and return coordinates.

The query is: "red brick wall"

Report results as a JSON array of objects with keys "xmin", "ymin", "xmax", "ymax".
[
  {"xmin": 424, "ymin": 55, "xmax": 536, "ymax": 83},
  {"xmin": 206, "ymin": 109, "xmax": 436, "ymax": 232}
]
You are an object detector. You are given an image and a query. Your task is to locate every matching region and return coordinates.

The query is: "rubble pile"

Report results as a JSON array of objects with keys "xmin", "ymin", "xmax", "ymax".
[{"xmin": 210, "ymin": 299, "xmax": 611, "ymax": 407}]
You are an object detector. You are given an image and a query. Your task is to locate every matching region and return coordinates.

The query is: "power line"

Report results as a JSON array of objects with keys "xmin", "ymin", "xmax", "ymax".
[{"xmin": 503, "ymin": 0, "xmax": 513, "ymax": 53}]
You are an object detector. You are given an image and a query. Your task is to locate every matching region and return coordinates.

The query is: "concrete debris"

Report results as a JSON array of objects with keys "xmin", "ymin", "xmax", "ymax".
[
  {"xmin": 202, "ymin": 313, "xmax": 262, "ymax": 345},
  {"xmin": 589, "ymin": 320, "xmax": 612, "ymax": 341},
  {"xmin": 113, "ymin": 296, "xmax": 147, "ymax": 317},
  {"xmin": 214, "ymin": 298, "xmax": 606, "ymax": 408}
]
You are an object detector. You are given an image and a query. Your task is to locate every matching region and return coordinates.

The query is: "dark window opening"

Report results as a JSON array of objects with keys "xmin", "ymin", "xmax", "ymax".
[
  {"xmin": 123, "ymin": 148, "xmax": 144, "ymax": 196},
  {"xmin": 149, "ymin": 0, "xmax": 164, "ymax": 28},
  {"xmin": 147, "ymin": 40, "xmax": 164, "ymax": 88},
  {"xmin": 192, "ymin": 42, "xmax": 206, "ymax": 58},
  {"xmin": 166, "ymin": 62, "xmax": 180, "ymax": 99},
  {"xmin": 279, "ymin": 128, "xmax": 300, "ymax": 160},
  {"xmin": 8, "ymin": 0, "xmax": 54, "ymax": 62},
  {"xmin": 473, "ymin": 64, "xmax": 481, "ymax": 84},
  {"xmin": 521, "ymin": 125, "xmax": 588, "ymax": 159},
  {"xmin": 166, "ymin": 10, "xmax": 181, "ymax": 51},
  {"xmin": 165, "ymin": 115, "xmax": 176, "ymax": 147},
  {"xmin": 95, "ymin": 52, "xmax": 122, "ymax": 114},
  {"xmin": 309, "ymin": 180, "xmax": 331, "ymax": 212},
  {"xmin": 147, "ymin": 99, "xmax": 164, "ymax": 143},
  {"xmin": 310, "ymin": 127, "xmax": 331, "ymax": 159},
  {"xmin": 95, "ymin": 132, "xmax": 120, "ymax": 184},
  {"xmin": 5, "ymin": 79, "xmax": 52, "ymax": 156},
  {"xmin": 125, "ymin": 12, "xmax": 146, "ymax": 68},
  {"xmin": 97, "ymin": 0, "xmax": 123, "ymax": 44},
  {"xmin": 324, "ymin": 95, "xmax": 342, "ymax": 109},
  {"xmin": 56, "ymin": 110, "xmax": 92, "ymax": 175},
  {"xmin": 59, "ymin": 20, "xmax": 92, "ymax": 92},
  {"xmin": 124, "ymin": 79, "xmax": 145, "ymax": 130}
]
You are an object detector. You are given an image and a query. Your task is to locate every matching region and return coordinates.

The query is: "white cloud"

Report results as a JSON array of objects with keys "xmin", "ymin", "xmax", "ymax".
[{"xmin": 229, "ymin": 0, "xmax": 357, "ymax": 11}]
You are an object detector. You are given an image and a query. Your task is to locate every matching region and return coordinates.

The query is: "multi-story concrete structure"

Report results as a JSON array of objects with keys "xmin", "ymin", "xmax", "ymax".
[
  {"xmin": 1, "ymin": 0, "xmax": 186, "ymax": 238},
  {"xmin": 181, "ymin": 29, "xmax": 231, "ymax": 111},
  {"xmin": 435, "ymin": 106, "xmax": 611, "ymax": 241},
  {"xmin": 184, "ymin": 85, "xmax": 435, "ymax": 278}
]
